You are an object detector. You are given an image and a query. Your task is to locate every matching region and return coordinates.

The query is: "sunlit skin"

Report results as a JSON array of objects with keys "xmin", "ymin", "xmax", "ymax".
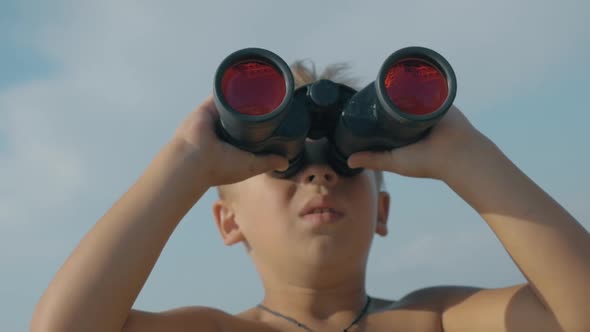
[
  {"xmin": 31, "ymin": 95, "xmax": 590, "ymax": 332},
  {"xmin": 212, "ymin": 138, "xmax": 390, "ymax": 331},
  {"xmin": 215, "ymin": 138, "xmax": 387, "ymax": 270}
]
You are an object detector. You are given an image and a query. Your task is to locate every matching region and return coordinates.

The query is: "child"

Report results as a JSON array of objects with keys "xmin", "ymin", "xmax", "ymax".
[{"xmin": 31, "ymin": 61, "xmax": 590, "ymax": 332}]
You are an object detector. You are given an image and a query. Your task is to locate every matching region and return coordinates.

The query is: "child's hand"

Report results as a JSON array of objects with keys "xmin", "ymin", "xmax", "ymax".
[
  {"xmin": 171, "ymin": 95, "xmax": 289, "ymax": 187},
  {"xmin": 347, "ymin": 105, "xmax": 492, "ymax": 180}
]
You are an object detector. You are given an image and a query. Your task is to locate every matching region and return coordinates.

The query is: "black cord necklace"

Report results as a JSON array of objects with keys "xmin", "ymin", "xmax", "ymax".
[{"xmin": 257, "ymin": 295, "xmax": 372, "ymax": 332}]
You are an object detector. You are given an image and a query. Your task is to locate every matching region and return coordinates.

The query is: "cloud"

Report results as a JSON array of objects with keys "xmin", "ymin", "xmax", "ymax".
[
  {"xmin": 1, "ymin": 0, "xmax": 587, "ymax": 281},
  {"xmin": 289, "ymin": 0, "xmax": 590, "ymax": 111},
  {"xmin": 372, "ymin": 228, "xmax": 496, "ymax": 272},
  {"xmin": 0, "ymin": 80, "xmax": 85, "ymax": 227},
  {"xmin": 366, "ymin": 226, "xmax": 526, "ymax": 299},
  {"xmin": 0, "ymin": 2, "xmax": 588, "ymax": 330}
]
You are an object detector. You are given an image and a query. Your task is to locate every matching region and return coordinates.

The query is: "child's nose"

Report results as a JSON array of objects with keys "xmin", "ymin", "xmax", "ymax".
[
  {"xmin": 301, "ymin": 164, "xmax": 338, "ymax": 186},
  {"xmin": 298, "ymin": 138, "xmax": 339, "ymax": 186}
]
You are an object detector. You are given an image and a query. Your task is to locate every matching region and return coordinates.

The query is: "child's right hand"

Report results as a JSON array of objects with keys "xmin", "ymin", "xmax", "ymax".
[{"xmin": 170, "ymin": 95, "xmax": 289, "ymax": 187}]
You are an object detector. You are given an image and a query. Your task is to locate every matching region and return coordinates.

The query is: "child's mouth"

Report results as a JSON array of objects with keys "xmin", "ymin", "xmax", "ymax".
[
  {"xmin": 299, "ymin": 196, "xmax": 344, "ymax": 226},
  {"xmin": 301, "ymin": 208, "xmax": 343, "ymax": 224}
]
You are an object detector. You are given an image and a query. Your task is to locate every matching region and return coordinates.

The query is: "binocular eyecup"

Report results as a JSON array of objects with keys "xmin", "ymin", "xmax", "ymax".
[{"xmin": 213, "ymin": 46, "xmax": 456, "ymax": 178}]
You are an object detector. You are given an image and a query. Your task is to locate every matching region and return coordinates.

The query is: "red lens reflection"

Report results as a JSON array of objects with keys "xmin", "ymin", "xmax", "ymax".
[
  {"xmin": 384, "ymin": 58, "xmax": 448, "ymax": 115},
  {"xmin": 221, "ymin": 60, "xmax": 286, "ymax": 115}
]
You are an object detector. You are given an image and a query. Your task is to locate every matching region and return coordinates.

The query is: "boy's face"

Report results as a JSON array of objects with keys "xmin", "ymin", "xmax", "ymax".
[{"xmin": 213, "ymin": 139, "xmax": 390, "ymax": 272}]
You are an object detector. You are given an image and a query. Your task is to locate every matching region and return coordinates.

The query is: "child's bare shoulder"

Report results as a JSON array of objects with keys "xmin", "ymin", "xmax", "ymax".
[
  {"xmin": 122, "ymin": 306, "xmax": 278, "ymax": 332},
  {"xmin": 122, "ymin": 307, "xmax": 222, "ymax": 332}
]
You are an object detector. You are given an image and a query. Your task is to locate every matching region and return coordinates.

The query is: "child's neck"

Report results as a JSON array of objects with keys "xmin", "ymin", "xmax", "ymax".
[{"xmin": 259, "ymin": 273, "xmax": 368, "ymax": 321}]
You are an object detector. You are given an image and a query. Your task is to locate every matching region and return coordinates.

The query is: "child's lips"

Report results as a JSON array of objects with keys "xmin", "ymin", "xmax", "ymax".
[
  {"xmin": 299, "ymin": 200, "xmax": 343, "ymax": 216},
  {"xmin": 301, "ymin": 209, "xmax": 344, "ymax": 224},
  {"xmin": 299, "ymin": 197, "xmax": 345, "ymax": 225}
]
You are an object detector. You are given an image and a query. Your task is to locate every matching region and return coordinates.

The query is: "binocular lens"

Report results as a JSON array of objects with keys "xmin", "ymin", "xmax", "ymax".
[
  {"xmin": 221, "ymin": 60, "xmax": 286, "ymax": 115},
  {"xmin": 384, "ymin": 58, "xmax": 448, "ymax": 116}
]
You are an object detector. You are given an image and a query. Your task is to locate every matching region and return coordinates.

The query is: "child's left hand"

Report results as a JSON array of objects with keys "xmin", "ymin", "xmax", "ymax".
[{"xmin": 347, "ymin": 105, "xmax": 493, "ymax": 181}]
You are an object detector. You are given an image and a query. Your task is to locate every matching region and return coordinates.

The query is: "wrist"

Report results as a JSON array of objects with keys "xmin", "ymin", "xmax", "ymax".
[
  {"xmin": 157, "ymin": 138, "xmax": 212, "ymax": 195},
  {"xmin": 438, "ymin": 131, "xmax": 503, "ymax": 185}
]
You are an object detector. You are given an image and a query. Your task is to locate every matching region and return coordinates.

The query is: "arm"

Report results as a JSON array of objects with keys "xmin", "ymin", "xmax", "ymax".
[
  {"xmin": 30, "ymin": 139, "xmax": 209, "ymax": 332},
  {"xmin": 349, "ymin": 106, "xmax": 590, "ymax": 332},
  {"xmin": 440, "ymin": 132, "xmax": 590, "ymax": 331},
  {"xmin": 30, "ymin": 96, "xmax": 287, "ymax": 332}
]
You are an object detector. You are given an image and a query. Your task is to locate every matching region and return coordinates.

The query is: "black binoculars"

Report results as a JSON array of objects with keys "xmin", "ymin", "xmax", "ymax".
[{"xmin": 213, "ymin": 46, "xmax": 457, "ymax": 178}]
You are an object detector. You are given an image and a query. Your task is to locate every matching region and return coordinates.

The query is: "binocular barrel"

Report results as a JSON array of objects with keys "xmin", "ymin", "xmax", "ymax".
[{"xmin": 213, "ymin": 47, "xmax": 456, "ymax": 177}]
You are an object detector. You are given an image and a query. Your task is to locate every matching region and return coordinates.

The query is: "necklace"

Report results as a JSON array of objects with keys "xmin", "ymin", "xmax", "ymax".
[{"xmin": 257, "ymin": 295, "xmax": 372, "ymax": 332}]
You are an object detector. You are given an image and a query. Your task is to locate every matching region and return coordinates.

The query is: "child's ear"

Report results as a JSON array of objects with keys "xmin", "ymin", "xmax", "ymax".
[
  {"xmin": 376, "ymin": 191, "xmax": 390, "ymax": 237},
  {"xmin": 212, "ymin": 199, "xmax": 245, "ymax": 246}
]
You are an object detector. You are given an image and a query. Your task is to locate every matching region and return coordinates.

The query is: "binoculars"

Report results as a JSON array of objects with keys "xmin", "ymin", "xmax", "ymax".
[{"xmin": 213, "ymin": 46, "xmax": 456, "ymax": 177}]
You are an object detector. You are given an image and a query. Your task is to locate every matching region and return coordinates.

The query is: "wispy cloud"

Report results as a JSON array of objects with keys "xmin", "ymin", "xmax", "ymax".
[
  {"xmin": 0, "ymin": 80, "xmax": 85, "ymax": 227},
  {"xmin": 372, "ymin": 228, "xmax": 498, "ymax": 272},
  {"xmin": 1, "ymin": 1, "xmax": 588, "ymax": 330},
  {"xmin": 4, "ymin": 0, "xmax": 586, "ymax": 226}
]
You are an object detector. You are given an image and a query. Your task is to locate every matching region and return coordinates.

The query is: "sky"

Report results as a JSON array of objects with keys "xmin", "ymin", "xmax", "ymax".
[{"xmin": 1, "ymin": 0, "xmax": 589, "ymax": 331}]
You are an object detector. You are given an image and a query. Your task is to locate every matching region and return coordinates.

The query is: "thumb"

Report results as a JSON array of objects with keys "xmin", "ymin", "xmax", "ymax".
[
  {"xmin": 246, "ymin": 153, "xmax": 290, "ymax": 176},
  {"xmin": 347, "ymin": 150, "xmax": 397, "ymax": 171},
  {"xmin": 348, "ymin": 144, "xmax": 426, "ymax": 177}
]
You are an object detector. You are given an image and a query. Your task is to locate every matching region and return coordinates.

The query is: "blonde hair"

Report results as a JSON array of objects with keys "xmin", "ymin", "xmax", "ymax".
[{"xmin": 291, "ymin": 60, "xmax": 361, "ymax": 90}]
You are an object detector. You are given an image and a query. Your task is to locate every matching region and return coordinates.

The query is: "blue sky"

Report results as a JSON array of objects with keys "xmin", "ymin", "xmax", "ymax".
[{"xmin": 1, "ymin": 0, "xmax": 589, "ymax": 331}]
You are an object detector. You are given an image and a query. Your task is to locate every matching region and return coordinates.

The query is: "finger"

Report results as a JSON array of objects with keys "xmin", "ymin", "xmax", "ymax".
[
  {"xmin": 348, "ymin": 143, "xmax": 425, "ymax": 175},
  {"xmin": 263, "ymin": 155, "xmax": 290, "ymax": 172},
  {"xmin": 197, "ymin": 95, "xmax": 219, "ymax": 120},
  {"xmin": 347, "ymin": 150, "xmax": 396, "ymax": 171},
  {"xmin": 244, "ymin": 152, "xmax": 289, "ymax": 176}
]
